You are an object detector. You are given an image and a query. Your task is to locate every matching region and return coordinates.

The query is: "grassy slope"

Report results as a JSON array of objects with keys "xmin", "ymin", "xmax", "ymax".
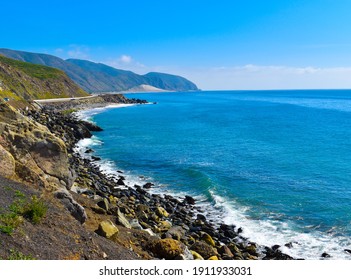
[{"xmin": 0, "ymin": 55, "xmax": 89, "ymax": 101}]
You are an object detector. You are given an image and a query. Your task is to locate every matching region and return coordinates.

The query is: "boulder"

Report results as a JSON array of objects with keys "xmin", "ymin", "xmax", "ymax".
[
  {"xmin": 115, "ymin": 208, "xmax": 131, "ymax": 229},
  {"xmin": 97, "ymin": 198, "xmax": 109, "ymax": 211},
  {"xmin": 55, "ymin": 189, "xmax": 87, "ymax": 224},
  {"xmin": 158, "ymin": 220, "xmax": 172, "ymax": 232},
  {"xmin": 321, "ymin": 252, "xmax": 331, "ymax": 258},
  {"xmin": 149, "ymin": 238, "xmax": 188, "ymax": 260},
  {"xmin": 201, "ymin": 232, "xmax": 216, "ymax": 247},
  {"xmin": 174, "ymin": 247, "xmax": 194, "ymax": 260},
  {"xmin": 96, "ymin": 220, "xmax": 119, "ymax": 239},
  {"xmin": 218, "ymin": 245, "xmax": 234, "ymax": 259},
  {"xmin": 130, "ymin": 219, "xmax": 143, "ymax": 230},
  {"xmin": 117, "ymin": 178, "xmax": 125, "ymax": 186},
  {"xmin": 143, "ymin": 182, "xmax": 154, "ymax": 189},
  {"xmin": 245, "ymin": 243, "xmax": 258, "ymax": 256},
  {"xmin": 0, "ymin": 144, "xmax": 15, "ymax": 178},
  {"xmin": 143, "ymin": 228, "xmax": 156, "ymax": 236},
  {"xmin": 190, "ymin": 241, "xmax": 218, "ymax": 260},
  {"xmin": 191, "ymin": 250, "xmax": 204, "ymax": 260},
  {"xmin": 167, "ymin": 226, "xmax": 186, "ymax": 241},
  {"xmin": 184, "ymin": 195, "xmax": 195, "ymax": 205},
  {"xmin": 155, "ymin": 206, "xmax": 169, "ymax": 218}
]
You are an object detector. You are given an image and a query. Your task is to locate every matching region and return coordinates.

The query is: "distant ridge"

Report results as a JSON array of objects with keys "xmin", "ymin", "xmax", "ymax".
[{"xmin": 0, "ymin": 48, "xmax": 199, "ymax": 93}]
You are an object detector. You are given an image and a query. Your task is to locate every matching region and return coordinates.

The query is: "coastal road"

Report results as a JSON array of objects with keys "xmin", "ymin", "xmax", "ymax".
[{"xmin": 33, "ymin": 95, "xmax": 96, "ymax": 104}]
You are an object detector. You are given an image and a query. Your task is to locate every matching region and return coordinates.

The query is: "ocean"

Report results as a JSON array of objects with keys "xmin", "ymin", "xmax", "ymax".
[{"xmin": 77, "ymin": 90, "xmax": 351, "ymax": 259}]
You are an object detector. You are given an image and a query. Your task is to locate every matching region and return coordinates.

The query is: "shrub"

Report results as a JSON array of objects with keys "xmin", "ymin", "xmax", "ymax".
[
  {"xmin": 0, "ymin": 194, "xmax": 47, "ymax": 235},
  {"xmin": 8, "ymin": 249, "xmax": 35, "ymax": 260},
  {"xmin": 23, "ymin": 196, "xmax": 47, "ymax": 224}
]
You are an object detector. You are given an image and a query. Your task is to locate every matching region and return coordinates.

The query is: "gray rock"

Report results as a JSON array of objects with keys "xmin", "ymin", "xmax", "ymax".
[
  {"xmin": 97, "ymin": 198, "xmax": 110, "ymax": 211},
  {"xmin": 116, "ymin": 208, "xmax": 132, "ymax": 229},
  {"xmin": 167, "ymin": 226, "xmax": 186, "ymax": 241},
  {"xmin": 130, "ymin": 219, "xmax": 143, "ymax": 230},
  {"xmin": 55, "ymin": 189, "xmax": 87, "ymax": 224}
]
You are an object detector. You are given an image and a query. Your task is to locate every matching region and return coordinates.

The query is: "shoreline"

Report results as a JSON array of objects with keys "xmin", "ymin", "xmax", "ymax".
[
  {"xmin": 47, "ymin": 100, "xmax": 297, "ymax": 259},
  {"xmin": 20, "ymin": 96, "xmax": 294, "ymax": 260}
]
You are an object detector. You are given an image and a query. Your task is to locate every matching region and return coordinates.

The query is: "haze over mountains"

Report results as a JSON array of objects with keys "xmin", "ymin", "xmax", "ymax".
[{"xmin": 0, "ymin": 48, "xmax": 198, "ymax": 93}]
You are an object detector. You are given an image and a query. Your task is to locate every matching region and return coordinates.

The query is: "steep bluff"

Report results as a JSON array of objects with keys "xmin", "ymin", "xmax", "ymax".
[
  {"xmin": 0, "ymin": 55, "xmax": 89, "ymax": 102},
  {"xmin": 0, "ymin": 101, "xmax": 74, "ymax": 190}
]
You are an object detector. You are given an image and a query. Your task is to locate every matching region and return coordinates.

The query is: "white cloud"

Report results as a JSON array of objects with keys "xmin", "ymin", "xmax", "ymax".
[
  {"xmin": 67, "ymin": 45, "xmax": 90, "ymax": 59},
  {"xmin": 119, "ymin": 55, "xmax": 132, "ymax": 64},
  {"xmin": 54, "ymin": 45, "xmax": 91, "ymax": 60},
  {"xmin": 104, "ymin": 55, "xmax": 147, "ymax": 73}
]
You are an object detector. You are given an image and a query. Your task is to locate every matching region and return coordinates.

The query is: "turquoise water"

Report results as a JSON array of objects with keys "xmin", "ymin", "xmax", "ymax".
[{"xmin": 78, "ymin": 90, "xmax": 351, "ymax": 259}]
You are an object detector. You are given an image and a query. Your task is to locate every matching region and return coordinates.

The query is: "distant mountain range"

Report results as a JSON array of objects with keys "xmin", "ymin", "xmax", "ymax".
[{"xmin": 0, "ymin": 48, "xmax": 198, "ymax": 93}]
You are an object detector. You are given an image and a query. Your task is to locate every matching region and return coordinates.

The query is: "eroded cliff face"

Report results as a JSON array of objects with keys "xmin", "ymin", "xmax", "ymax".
[{"xmin": 0, "ymin": 101, "xmax": 74, "ymax": 190}]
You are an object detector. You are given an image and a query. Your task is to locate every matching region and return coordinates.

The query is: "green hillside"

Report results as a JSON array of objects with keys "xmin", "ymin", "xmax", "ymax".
[
  {"xmin": 0, "ymin": 48, "xmax": 199, "ymax": 93},
  {"xmin": 0, "ymin": 55, "xmax": 89, "ymax": 101}
]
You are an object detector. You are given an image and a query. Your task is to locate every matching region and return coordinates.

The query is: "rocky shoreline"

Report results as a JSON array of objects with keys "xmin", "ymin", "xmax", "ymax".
[{"xmin": 21, "ymin": 97, "xmax": 297, "ymax": 260}]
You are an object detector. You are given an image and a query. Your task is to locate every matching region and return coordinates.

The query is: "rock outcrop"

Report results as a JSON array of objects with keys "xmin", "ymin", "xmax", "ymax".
[{"xmin": 0, "ymin": 101, "xmax": 73, "ymax": 190}]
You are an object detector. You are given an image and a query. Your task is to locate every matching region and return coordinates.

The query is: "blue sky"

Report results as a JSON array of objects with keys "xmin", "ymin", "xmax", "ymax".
[{"xmin": 2, "ymin": 0, "xmax": 351, "ymax": 90}]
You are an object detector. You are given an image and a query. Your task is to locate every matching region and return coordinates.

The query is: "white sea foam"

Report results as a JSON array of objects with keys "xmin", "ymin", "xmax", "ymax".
[
  {"xmin": 73, "ymin": 99, "xmax": 351, "ymax": 260},
  {"xmin": 74, "ymin": 104, "xmax": 137, "ymax": 121},
  {"xmin": 201, "ymin": 189, "xmax": 351, "ymax": 260},
  {"xmin": 76, "ymin": 133, "xmax": 351, "ymax": 259}
]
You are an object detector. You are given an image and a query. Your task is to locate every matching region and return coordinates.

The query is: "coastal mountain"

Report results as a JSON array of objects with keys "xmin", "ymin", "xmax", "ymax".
[
  {"xmin": 0, "ymin": 48, "xmax": 199, "ymax": 93},
  {"xmin": 66, "ymin": 58, "xmax": 148, "ymax": 92},
  {"xmin": 0, "ymin": 55, "xmax": 88, "ymax": 101},
  {"xmin": 144, "ymin": 72, "xmax": 198, "ymax": 91}
]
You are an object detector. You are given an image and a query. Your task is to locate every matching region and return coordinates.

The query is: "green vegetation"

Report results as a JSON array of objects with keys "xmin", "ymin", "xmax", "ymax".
[
  {"xmin": 0, "ymin": 55, "xmax": 63, "ymax": 80},
  {"xmin": 0, "ymin": 54, "xmax": 89, "ymax": 102},
  {"xmin": 23, "ymin": 196, "xmax": 47, "ymax": 225},
  {"xmin": 7, "ymin": 249, "xmax": 36, "ymax": 260},
  {"xmin": 0, "ymin": 190, "xmax": 47, "ymax": 235},
  {"xmin": 0, "ymin": 212, "xmax": 23, "ymax": 235},
  {"xmin": 61, "ymin": 108, "xmax": 77, "ymax": 115}
]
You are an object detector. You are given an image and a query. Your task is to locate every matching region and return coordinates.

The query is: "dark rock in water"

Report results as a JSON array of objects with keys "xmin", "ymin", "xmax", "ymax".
[
  {"xmin": 263, "ymin": 246, "xmax": 294, "ymax": 260},
  {"xmin": 272, "ymin": 245, "xmax": 280, "ymax": 251},
  {"xmin": 117, "ymin": 170, "xmax": 124, "ymax": 173},
  {"xmin": 197, "ymin": 214, "xmax": 206, "ymax": 221},
  {"xmin": 143, "ymin": 182, "xmax": 154, "ymax": 189},
  {"xmin": 118, "ymin": 175, "xmax": 126, "ymax": 180},
  {"xmin": 91, "ymin": 156, "xmax": 101, "ymax": 161},
  {"xmin": 81, "ymin": 120, "xmax": 103, "ymax": 132},
  {"xmin": 237, "ymin": 227, "xmax": 243, "ymax": 234},
  {"xmin": 321, "ymin": 252, "xmax": 331, "ymax": 258},
  {"xmin": 184, "ymin": 195, "xmax": 195, "ymax": 205},
  {"xmin": 85, "ymin": 148, "xmax": 94, "ymax": 153},
  {"xmin": 344, "ymin": 249, "xmax": 351, "ymax": 255},
  {"xmin": 135, "ymin": 185, "xmax": 147, "ymax": 195},
  {"xmin": 117, "ymin": 178, "xmax": 125, "ymax": 186}
]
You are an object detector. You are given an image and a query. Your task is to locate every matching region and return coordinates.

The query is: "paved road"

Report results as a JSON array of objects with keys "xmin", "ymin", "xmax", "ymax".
[{"xmin": 34, "ymin": 95, "xmax": 95, "ymax": 103}]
